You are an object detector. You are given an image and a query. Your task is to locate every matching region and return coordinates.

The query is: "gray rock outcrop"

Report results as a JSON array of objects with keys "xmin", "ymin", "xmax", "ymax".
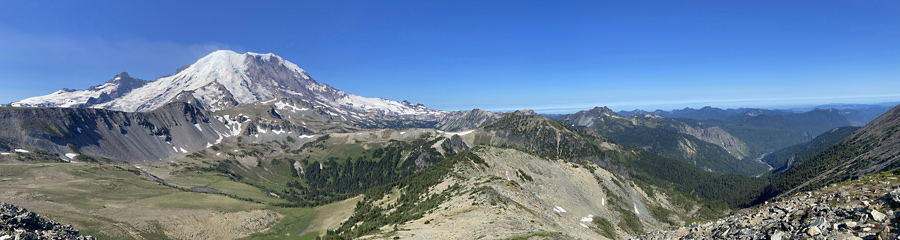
[
  {"xmin": 1, "ymin": 202, "xmax": 94, "ymax": 240},
  {"xmin": 637, "ymin": 176, "xmax": 900, "ymax": 239}
]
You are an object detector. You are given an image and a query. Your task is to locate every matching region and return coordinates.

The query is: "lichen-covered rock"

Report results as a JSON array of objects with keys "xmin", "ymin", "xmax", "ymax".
[
  {"xmin": 0, "ymin": 202, "xmax": 94, "ymax": 240},
  {"xmin": 636, "ymin": 173, "xmax": 900, "ymax": 240}
]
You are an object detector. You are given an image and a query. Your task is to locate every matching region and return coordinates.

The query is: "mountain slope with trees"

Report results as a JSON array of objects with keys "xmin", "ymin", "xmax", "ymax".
[{"xmin": 761, "ymin": 104, "xmax": 900, "ymax": 201}]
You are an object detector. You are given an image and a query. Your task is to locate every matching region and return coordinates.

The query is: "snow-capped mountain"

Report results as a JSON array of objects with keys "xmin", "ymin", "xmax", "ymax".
[
  {"xmin": 12, "ymin": 72, "xmax": 149, "ymax": 108},
  {"xmin": 11, "ymin": 50, "xmax": 446, "ymax": 123}
]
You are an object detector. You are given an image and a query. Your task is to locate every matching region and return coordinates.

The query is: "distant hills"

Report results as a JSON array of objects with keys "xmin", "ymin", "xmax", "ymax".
[{"xmin": 618, "ymin": 103, "xmax": 896, "ymax": 126}]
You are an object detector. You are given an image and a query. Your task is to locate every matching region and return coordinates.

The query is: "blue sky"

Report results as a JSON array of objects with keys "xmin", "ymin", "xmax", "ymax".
[{"xmin": 1, "ymin": 1, "xmax": 898, "ymax": 113}]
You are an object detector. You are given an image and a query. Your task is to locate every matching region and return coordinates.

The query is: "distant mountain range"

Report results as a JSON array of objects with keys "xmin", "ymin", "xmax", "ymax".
[
  {"xmin": 618, "ymin": 103, "xmax": 896, "ymax": 126},
  {"xmin": 555, "ymin": 106, "xmax": 855, "ymax": 176}
]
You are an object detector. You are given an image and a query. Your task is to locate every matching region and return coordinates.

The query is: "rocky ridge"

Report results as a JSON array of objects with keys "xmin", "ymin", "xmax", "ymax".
[
  {"xmin": 12, "ymin": 73, "xmax": 149, "ymax": 109},
  {"xmin": 637, "ymin": 170, "xmax": 900, "ymax": 240},
  {"xmin": 1, "ymin": 202, "xmax": 94, "ymax": 240},
  {"xmin": 433, "ymin": 109, "xmax": 500, "ymax": 131}
]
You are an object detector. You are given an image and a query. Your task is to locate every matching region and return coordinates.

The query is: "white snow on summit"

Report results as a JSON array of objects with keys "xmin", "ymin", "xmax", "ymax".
[
  {"xmin": 97, "ymin": 50, "xmax": 299, "ymax": 112},
  {"xmin": 12, "ymin": 74, "xmax": 141, "ymax": 108},
  {"xmin": 11, "ymin": 50, "xmax": 446, "ymax": 122}
]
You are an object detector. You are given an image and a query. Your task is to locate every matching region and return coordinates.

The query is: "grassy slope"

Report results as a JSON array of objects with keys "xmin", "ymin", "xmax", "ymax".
[{"xmin": 0, "ymin": 157, "xmax": 358, "ymax": 239}]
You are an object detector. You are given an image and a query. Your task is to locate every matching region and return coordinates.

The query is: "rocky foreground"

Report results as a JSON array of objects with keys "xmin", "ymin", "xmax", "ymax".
[
  {"xmin": 637, "ymin": 172, "xmax": 900, "ymax": 240},
  {"xmin": 1, "ymin": 202, "xmax": 94, "ymax": 240}
]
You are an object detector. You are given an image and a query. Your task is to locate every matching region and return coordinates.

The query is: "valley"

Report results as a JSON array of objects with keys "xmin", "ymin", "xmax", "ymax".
[{"xmin": 1, "ymin": 50, "xmax": 898, "ymax": 240}]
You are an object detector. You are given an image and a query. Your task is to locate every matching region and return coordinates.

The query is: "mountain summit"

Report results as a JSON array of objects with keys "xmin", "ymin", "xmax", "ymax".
[{"xmin": 11, "ymin": 50, "xmax": 445, "ymax": 121}]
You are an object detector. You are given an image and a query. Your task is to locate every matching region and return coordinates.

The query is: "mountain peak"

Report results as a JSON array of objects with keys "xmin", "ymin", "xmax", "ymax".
[
  {"xmin": 204, "ymin": 49, "xmax": 241, "ymax": 58},
  {"xmin": 98, "ymin": 72, "xmax": 145, "ymax": 87},
  {"xmin": 201, "ymin": 50, "xmax": 281, "ymax": 62},
  {"xmin": 116, "ymin": 72, "xmax": 131, "ymax": 79},
  {"xmin": 589, "ymin": 106, "xmax": 613, "ymax": 113},
  {"xmin": 587, "ymin": 106, "xmax": 619, "ymax": 117},
  {"xmin": 246, "ymin": 51, "xmax": 280, "ymax": 61},
  {"xmin": 12, "ymin": 50, "xmax": 446, "ymax": 123}
]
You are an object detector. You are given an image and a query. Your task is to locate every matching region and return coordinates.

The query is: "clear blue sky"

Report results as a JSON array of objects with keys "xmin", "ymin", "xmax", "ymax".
[{"xmin": 1, "ymin": 1, "xmax": 898, "ymax": 113}]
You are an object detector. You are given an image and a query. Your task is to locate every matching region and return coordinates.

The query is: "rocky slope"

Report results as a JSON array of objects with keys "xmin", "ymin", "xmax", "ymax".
[
  {"xmin": 0, "ymin": 96, "xmax": 378, "ymax": 163},
  {"xmin": 1, "ymin": 202, "xmax": 94, "ymax": 240},
  {"xmin": 0, "ymin": 103, "xmax": 235, "ymax": 163},
  {"xmin": 638, "ymin": 169, "xmax": 900, "ymax": 240},
  {"xmin": 360, "ymin": 147, "xmax": 699, "ymax": 239},
  {"xmin": 433, "ymin": 108, "xmax": 500, "ymax": 131}
]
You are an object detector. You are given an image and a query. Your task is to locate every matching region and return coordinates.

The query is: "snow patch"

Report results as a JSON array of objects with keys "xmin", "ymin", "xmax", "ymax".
[
  {"xmin": 580, "ymin": 223, "xmax": 589, "ymax": 228},
  {"xmin": 0, "ymin": 153, "xmax": 10, "ymax": 155},
  {"xmin": 633, "ymin": 203, "xmax": 640, "ymax": 215},
  {"xmin": 76, "ymin": 127, "xmax": 82, "ymax": 133},
  {"xmin": 179, "ymin": 147, "xmax": 188, "ymax": 153},
  {"xmin": 14, "ymin": 149, "xmax": 29, "ymax": 153},
  {"xmin": 194, "ymin": 123, "xmax": 203, "ymax": 132},
  {"xmin": 443, "ymin": 130, "xmax": 474, "ymax": 136},
  {"xmin": 283, "ymin": 89, "xmax": 304, "ymax": 96},
  {"xmin": 212, "ymin": 130, "xmax": 224, "ymax": 145},
  {"xmin": 65, "ymin": 153, "xmax": 78, "ymax": 159},
  {"xmin": 580, "ymin": 214, "xmax": 594, "ymax": 222},
  {"xmin": 552, "ymin": 206, "xmax": 567, "ymax": 213},
  {"xmin": 299, "ymin": 134, "xmax": 315, "ymax": 139},
  {"xmin": 399, "ymin": 131, "xmax": 406, "ymax": 135},
  {"xmin": 274, "ymin": 101, "xmax": 308, "ymax": 112}
]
